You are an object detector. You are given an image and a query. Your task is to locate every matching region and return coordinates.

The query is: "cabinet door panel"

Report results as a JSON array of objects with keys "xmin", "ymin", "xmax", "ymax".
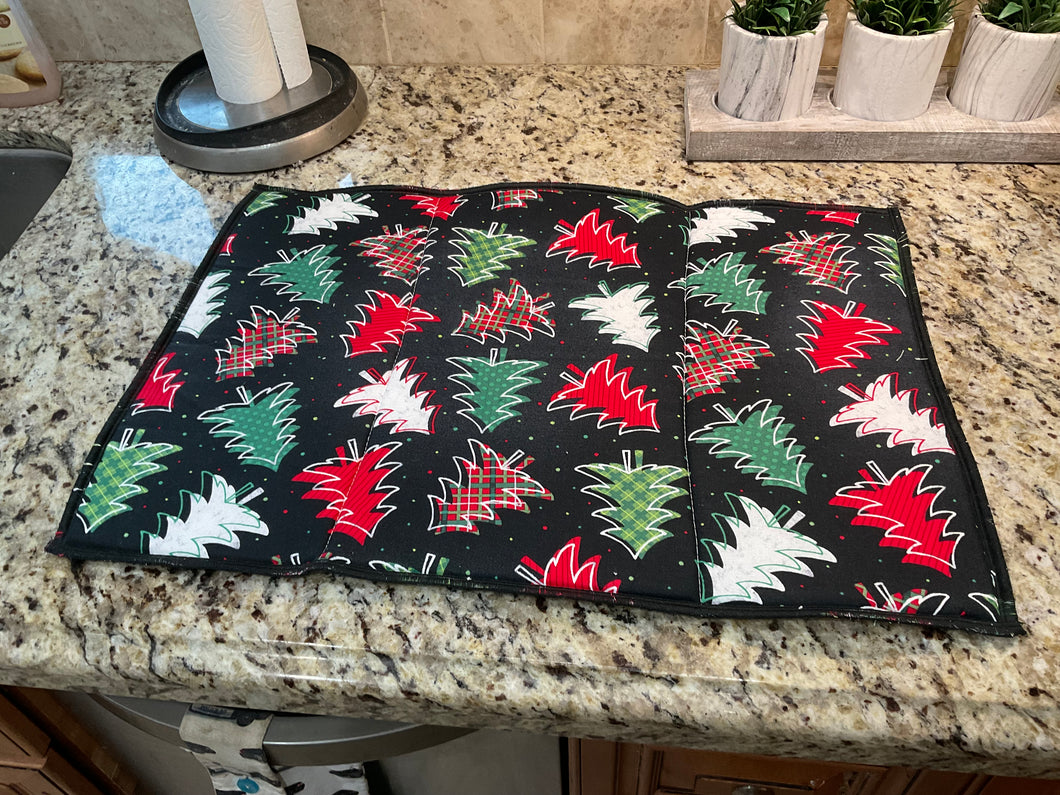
[
  {"xmin": 656, "ymin": 747, "xmax": 870, "ymax": 794},
  {"xmin": 0, "ymin": 697, "xmax": 48, "ymax": 769},
  {"xmin": 979, "ymin": 777, "xmax": 1060, "ymax": 795},
  {"xmin": 659, "ymin": 780, "xmax": 839, "ymax": 795},
  {"xmin": 567, "ymin": 737, "xmax": 1060, "ymax": 795}
]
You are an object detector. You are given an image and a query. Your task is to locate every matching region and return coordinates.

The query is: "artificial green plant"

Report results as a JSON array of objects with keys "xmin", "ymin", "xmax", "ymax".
[
  {"xmin": 728, "ymin": 0, "xmax": 829, "ymax": 35},
  {"xmin": 850, "ymin": 0, "xmax": 957, "ymax": 34},
  {"xmin": 979, "ymin": 0, "xmax": 1060, "ymax": 32}
]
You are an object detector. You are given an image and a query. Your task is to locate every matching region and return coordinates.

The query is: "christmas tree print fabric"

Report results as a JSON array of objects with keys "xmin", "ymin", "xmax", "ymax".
[{"xmin": 48, "ymin": 184, "xmax": 1021, "ymax": 635}]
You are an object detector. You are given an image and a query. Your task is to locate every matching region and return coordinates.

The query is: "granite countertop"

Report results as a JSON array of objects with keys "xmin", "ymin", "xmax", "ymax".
[{"xmin": 1, "ymin": 62, "xmax": 1059, "ymax": 778}]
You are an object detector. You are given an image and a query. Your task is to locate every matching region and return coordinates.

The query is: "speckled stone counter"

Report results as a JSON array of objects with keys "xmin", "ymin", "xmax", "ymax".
[{"xmin": 1, "ymin": 63, "xmax": 1058, "ymax": 778}]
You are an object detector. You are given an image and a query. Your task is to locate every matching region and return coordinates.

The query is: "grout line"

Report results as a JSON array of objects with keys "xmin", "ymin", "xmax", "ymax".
[
  {"xmin": 540, "ymin": 0, "xmax": 546, "ymax": 64},
  {"xmin": 379, "ymin": 0, "xmax": 393, "ymax": 65}
]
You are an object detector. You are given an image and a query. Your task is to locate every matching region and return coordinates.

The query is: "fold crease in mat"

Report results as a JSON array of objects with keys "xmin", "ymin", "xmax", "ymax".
[{"xmin": 47, "ymin": 183, "xmax": 1022, "ymax": 635}]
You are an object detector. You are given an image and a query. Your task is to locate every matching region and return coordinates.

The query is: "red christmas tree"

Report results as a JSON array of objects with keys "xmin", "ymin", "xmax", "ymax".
[
  {"xmin": 682, "ymin": 319, "xmax": 773, "ymax": 398},
  {"xmin": 215, "ymin": 307, "xmax": 317, "ymax": 380},
  {"xmin": 492, "ymin": 189, "xmax": 542, "ymax": 209},
  {"xmin": 797, "ymin": 300, "xmax": 900, "ymax": 373},
  {"xmin": 830, "ymin": 462, "xmax": 963, "ymax": 576},
  {"xmin": 548, "ymin": 354, "xmax": 659, "ymax": 434},
  {"xmin": 430, "ymin": 441, "xmax": 553, "ymax": 534},
  {"xmin": 454, "ymin": 279, "xmax": 555, "ymax": 343},
  {"xmin": 807, "ymin": 210, "xmax": 861, "ymax": 227},
  {"xmin": 547, "ymin": 209, "xmax": 641, "ymax": 270},
  {"xmin": 761, "ymin": 231, "xmax": 860, "ymax": 292},
  {"xmin": 132, "ymin": 353, "xmax": 184, "ymax": 414},
  {"xmin": 342, "ymin": 291, "xmax": 439, "ymax": 358},
  {"xmin": 854, "ymin": 581, "xmax": 947, "ymax": 615},
  {"xmin": 515, "ymin": 537, "xmax": 621, "ymax": 594},
  {"xmin": 294, "ymin": 440, "xmax": 402, "ymax": 545},
  {"xmin": 353, "ymin": 225, "xmax": 435, "ymax": 285},
  {"xmin": 401, "ymin": 193, "xmax": 467, "ymax": 220},
  {"xmin": 219, "ymin": 233, "xmax": 237, "ymax": 255}
]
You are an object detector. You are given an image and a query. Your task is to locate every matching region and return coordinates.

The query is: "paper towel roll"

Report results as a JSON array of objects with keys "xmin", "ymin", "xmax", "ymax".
[
  {"xmin": 262, "ymin": 0, "xmax": 312, "ymax": 89},
  {"xmin": 187, "ymin": 0, "xmax": 282, "ymax": 105}
]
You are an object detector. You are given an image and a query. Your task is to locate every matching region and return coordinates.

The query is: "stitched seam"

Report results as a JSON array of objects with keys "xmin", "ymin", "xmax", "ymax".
[
  {"xmin": 318, "ymin": 188, "xmax": 442, "ymax": 563},
  {"xmin": 679, "ymin": 204, "xmax": 702, "ymax": 606}
]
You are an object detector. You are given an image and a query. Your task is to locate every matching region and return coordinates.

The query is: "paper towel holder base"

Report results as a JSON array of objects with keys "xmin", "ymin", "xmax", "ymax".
[{"xmin": 153, "ymin": 46, "xmax": 366, "ymax": 174}]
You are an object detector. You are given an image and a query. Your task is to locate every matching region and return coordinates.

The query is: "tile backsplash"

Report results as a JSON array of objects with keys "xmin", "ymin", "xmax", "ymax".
[{"xmin": 31, "ymin": 0, "xmax": 972, "ymax": 66}]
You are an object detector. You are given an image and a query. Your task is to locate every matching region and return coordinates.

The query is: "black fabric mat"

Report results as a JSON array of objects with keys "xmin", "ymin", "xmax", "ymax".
[{"xmin": 47, "ymin": 183, "xmax": 1022, "ymax": 635}]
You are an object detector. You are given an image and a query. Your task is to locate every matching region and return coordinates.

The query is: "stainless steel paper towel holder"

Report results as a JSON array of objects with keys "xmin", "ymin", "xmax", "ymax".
[{"xmin": 153, "ymin": 45, "xmax": 367, "ymax": 174}]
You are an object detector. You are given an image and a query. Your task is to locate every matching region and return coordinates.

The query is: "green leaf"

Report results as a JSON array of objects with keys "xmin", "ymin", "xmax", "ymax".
[
  {"xmin": 728, "ymin": 0, "xmax": 828, "ymax": 35},
  {"xmin": 851, "ymin": 0, "xmax": 956, "ymax": 33},
  {"xmin": 980, "ymin": 0, "xmax": 1060, "ymax": 31}
]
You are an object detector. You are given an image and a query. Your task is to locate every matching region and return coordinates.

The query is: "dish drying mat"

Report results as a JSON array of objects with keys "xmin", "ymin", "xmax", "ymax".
[{"xmin": 48, "ymin": 183, "xmax": 1021, "ymax": 635}]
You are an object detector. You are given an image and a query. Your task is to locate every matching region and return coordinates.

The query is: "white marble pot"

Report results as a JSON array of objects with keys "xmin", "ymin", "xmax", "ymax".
[
  {"xmin": 950, "ymin": 12, "xmax": 1060, "ymax": 121},
  {"xmin": 833, "ymin": 13, "xmax": 953, "ymax": 120},
  {"xmin": 716, "ymin": 14, "xmax": 829, "ymax": 122}
]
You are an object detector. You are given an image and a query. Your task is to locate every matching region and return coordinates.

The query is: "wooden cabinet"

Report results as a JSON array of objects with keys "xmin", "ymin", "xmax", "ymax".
[
  {"xmin": 0, "ymin": 689, "xmax": 136, "ymax": 795},
  {"xmin": 568, "ymin": 739, "xmax": 1060, "ymax": 795}
]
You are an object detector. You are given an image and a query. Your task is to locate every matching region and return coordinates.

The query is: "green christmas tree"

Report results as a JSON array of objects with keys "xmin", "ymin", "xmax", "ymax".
[
  {"xmin": 77, "ymin": 428, "xmax": 181, "ymax": 534},
  {"xmin": 866, "ymin": 233, "xmax": 905, "ymax": 295},
  {"xmin": 447, "ymin": 223, "xmax": 536, "ymax": 286},
  {"xmin": 577, "ymin": 450, "xmax": 689, "ymax": 559},
  {"xmin": 698, "ymin": 493, "xmax": 835, "ymax": 604},
  {"xmin": 245, "ymin": 190, "xmax": 287, "ymax": 217},
  {"xmin": 198, "ymin": 382, "xmax": 300, "ymax": 471},
  {"xmin": 969, "ymin": 591, "xmax": 1001, "ymax": 621},
  {"xmin": 144, "ymin": 473, "xmax": 268, "ymax": 559},
  {"xmin": 609, "ymin": 195, "xmax": 665, "ymax": 223},
  {"xmin": 689, "ymin": 399, "xmax": 813, "ymax": 493},
  {"xmin": 251, "ymin": 244, "xmax": 343, "ymax": 304},
  {"xmin": 368, "ymin": 553, "xmax": 450, "ymax": 576},
  {"xmin": 447, "ymin": 348, "xmax": 545, "ymax": 432},
  {"xmin": 673, "ymin": 252, "xmax": 770, "ymax": 314}
]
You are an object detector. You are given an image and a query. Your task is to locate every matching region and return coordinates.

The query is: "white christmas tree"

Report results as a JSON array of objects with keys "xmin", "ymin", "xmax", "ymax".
[
  {"xmin": 146, "ymin": 473, "xmax": 268, "ymax": 558},
  {"xmin": 830, "ymin": 373, "xmax": 953, "ymax": 455},
  {"xmin": 686, "ymin": 207, "xmax": 775, "ymax": 245},
  {"xmin": 334, "ymin": 357, "xmax": 440, "ymax": 434},
  {"xmin": 286, "ymin": 193, "xmax": 378, "ymax": 234},
  {"xmin": 699, "ymin": 494, "xmax": 835, "ymax": 604},
  {"xmin": 568, "ymin": 281, "xmax": 660, "ymax": 352},
  {"xmin": 178, "ymin": 270, "xmax": 230, "ymax": 338}
]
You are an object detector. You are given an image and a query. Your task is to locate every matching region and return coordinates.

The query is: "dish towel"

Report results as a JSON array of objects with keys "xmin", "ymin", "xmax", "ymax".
[
  {"xmin": 47, "ymin": 183, "xmax": 1021, "ymax": 635},
  {"xmin": 179, "ymin": 705, "xmax": 371, "ymax": 795}
]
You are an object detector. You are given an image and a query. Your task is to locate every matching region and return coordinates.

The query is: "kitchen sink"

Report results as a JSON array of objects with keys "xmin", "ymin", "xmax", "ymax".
[{"xmin": 0, "ymin": 130, "xmax": 72, "ymax": 259}]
